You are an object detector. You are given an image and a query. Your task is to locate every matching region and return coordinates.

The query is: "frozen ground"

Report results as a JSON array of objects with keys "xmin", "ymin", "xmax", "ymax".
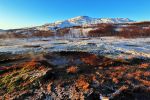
[
  {"xmin": 0, "ymin": 37, "xmax": 150, "ymax": 100},
  {"xmin": 0, "ymin": 37, "xmax": 150, "ymax": 59}
]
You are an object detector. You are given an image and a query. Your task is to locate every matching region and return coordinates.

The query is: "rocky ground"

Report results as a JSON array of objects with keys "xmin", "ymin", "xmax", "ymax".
[{"xmin": 0, "ymin": 51, "xmax": 150, "ymax": 100}]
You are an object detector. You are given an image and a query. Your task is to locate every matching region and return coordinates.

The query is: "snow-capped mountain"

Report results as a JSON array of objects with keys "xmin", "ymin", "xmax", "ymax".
[{"xmin": 36, "ymin": 16, "xmax": 135, "ymax": 30}]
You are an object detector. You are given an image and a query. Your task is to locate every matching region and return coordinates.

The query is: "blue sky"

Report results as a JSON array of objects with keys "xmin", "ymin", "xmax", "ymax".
[{"xmin": 0, "ymin": 0, "xmax": 150, "ymax": 29}]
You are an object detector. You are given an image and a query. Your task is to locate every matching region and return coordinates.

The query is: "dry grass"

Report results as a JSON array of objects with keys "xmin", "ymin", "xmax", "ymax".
[
  {"xmin": 81, "ymin": 54, "xmax": 99, "ymax": 65},
  {"xmin": 75, "ymin": 76, "xmax": 89, "ymax": 91},
  {"xmin": 67, "ymin": 66, "xmax": 78, "ymax": 73},
  {"xmin": 0, "ymin": 52, "xmax": 150, "ymax": 99}
]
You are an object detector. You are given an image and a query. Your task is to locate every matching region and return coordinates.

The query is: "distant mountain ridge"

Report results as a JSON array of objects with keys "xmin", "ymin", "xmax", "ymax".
[
  {"xmin": 0, "ymin": 16, "xmax": 135, "ymax": 31},
  {"xmin": 0, "ymin": 29, "xmax": 6, "ymax": 32},
  {"xmin": 0, "ymin": 29, "xmax": 4, "ymax": 31},
  {"xmin": 36, "ymin": 16, "xmax": 135, "ymax": 30}
]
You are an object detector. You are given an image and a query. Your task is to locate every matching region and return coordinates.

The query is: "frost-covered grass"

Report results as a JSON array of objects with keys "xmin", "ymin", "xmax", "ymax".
[{"xmin": 0, "ymin": 37, "xmax": 150, "ymax": 58}]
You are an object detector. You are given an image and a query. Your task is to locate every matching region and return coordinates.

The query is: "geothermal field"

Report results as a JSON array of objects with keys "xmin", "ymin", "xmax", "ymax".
[{"xmin": 0, "ymin": 36, "xmax": 150, "ymax": 100}]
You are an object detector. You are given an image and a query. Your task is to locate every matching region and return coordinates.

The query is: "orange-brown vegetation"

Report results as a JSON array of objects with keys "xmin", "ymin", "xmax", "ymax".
[
  {"xmin": 88, "ymin": 23, "xmax": 150, "ymax": 38},
  {"xmin": 81, "ymin": 54, "xmax": 99, "ymax": 65},
  {"xmin": 0, "ymin": 30, "xmax": 54, "ymax": 38},
  {"xmin": 31, "ymin": 30, "xmax": 54, "ymax": 37},
  {"xmin": 66, "ymin": 66, "xmax": 78, "ymax": 73},
  {"xmin": 116, "ymin": 25, "xmax": 150, "ymax": 38},
  {"xmin": 88, "ymin": 24, "xmax": 114, "ymax": 37},
  {"xmin": 129, "ymin": 21, "xmax": 150, "ymax": 26},
  {"xmin": 112, "ymin": 77, "xmax": 119, "ymax": 84},
  {"xmin": 56, "ymin": 28, "xmax": 70, "ymax": 36},
  {"xmin": 47, "ymin": 83, "xmax": 52, "ymax": 92},
  {"xmin": 75, "ymin": 76, "xmax": 89, "ymax": 91},
  {"xmin": 140, "ymin": 63, "xmax": 149, "ymax": 68},
  {"xmin": 0, "ymin": 52, "xmax": 150, "ymax": 99},
  {"xmin": 21, "ymin": 60, "xmax": 46, "ymax": 71}
]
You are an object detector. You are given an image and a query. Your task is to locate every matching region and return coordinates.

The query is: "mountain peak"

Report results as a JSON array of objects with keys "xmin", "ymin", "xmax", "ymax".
[
  {"xmin": 73, "ymin": 16, "xmax": 91, "ymax": 19},
  {"xmin": 68, "ymin": 16, "xmax": 92, "ymax": 21},
  {"xmin": 38, "ymin": 16, "xmax": 135, "ymax": 30}
]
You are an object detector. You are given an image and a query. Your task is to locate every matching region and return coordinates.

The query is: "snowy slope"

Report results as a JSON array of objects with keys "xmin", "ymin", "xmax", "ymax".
[{"xmin": 36, "ymin": 16, "xmax": 135, "ymax": 30}]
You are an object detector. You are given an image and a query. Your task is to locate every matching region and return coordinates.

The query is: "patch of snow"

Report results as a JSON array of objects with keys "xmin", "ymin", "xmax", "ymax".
[{"xmin": 0, "ymin": 37, "xmax": 149, "ymax": 59}]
